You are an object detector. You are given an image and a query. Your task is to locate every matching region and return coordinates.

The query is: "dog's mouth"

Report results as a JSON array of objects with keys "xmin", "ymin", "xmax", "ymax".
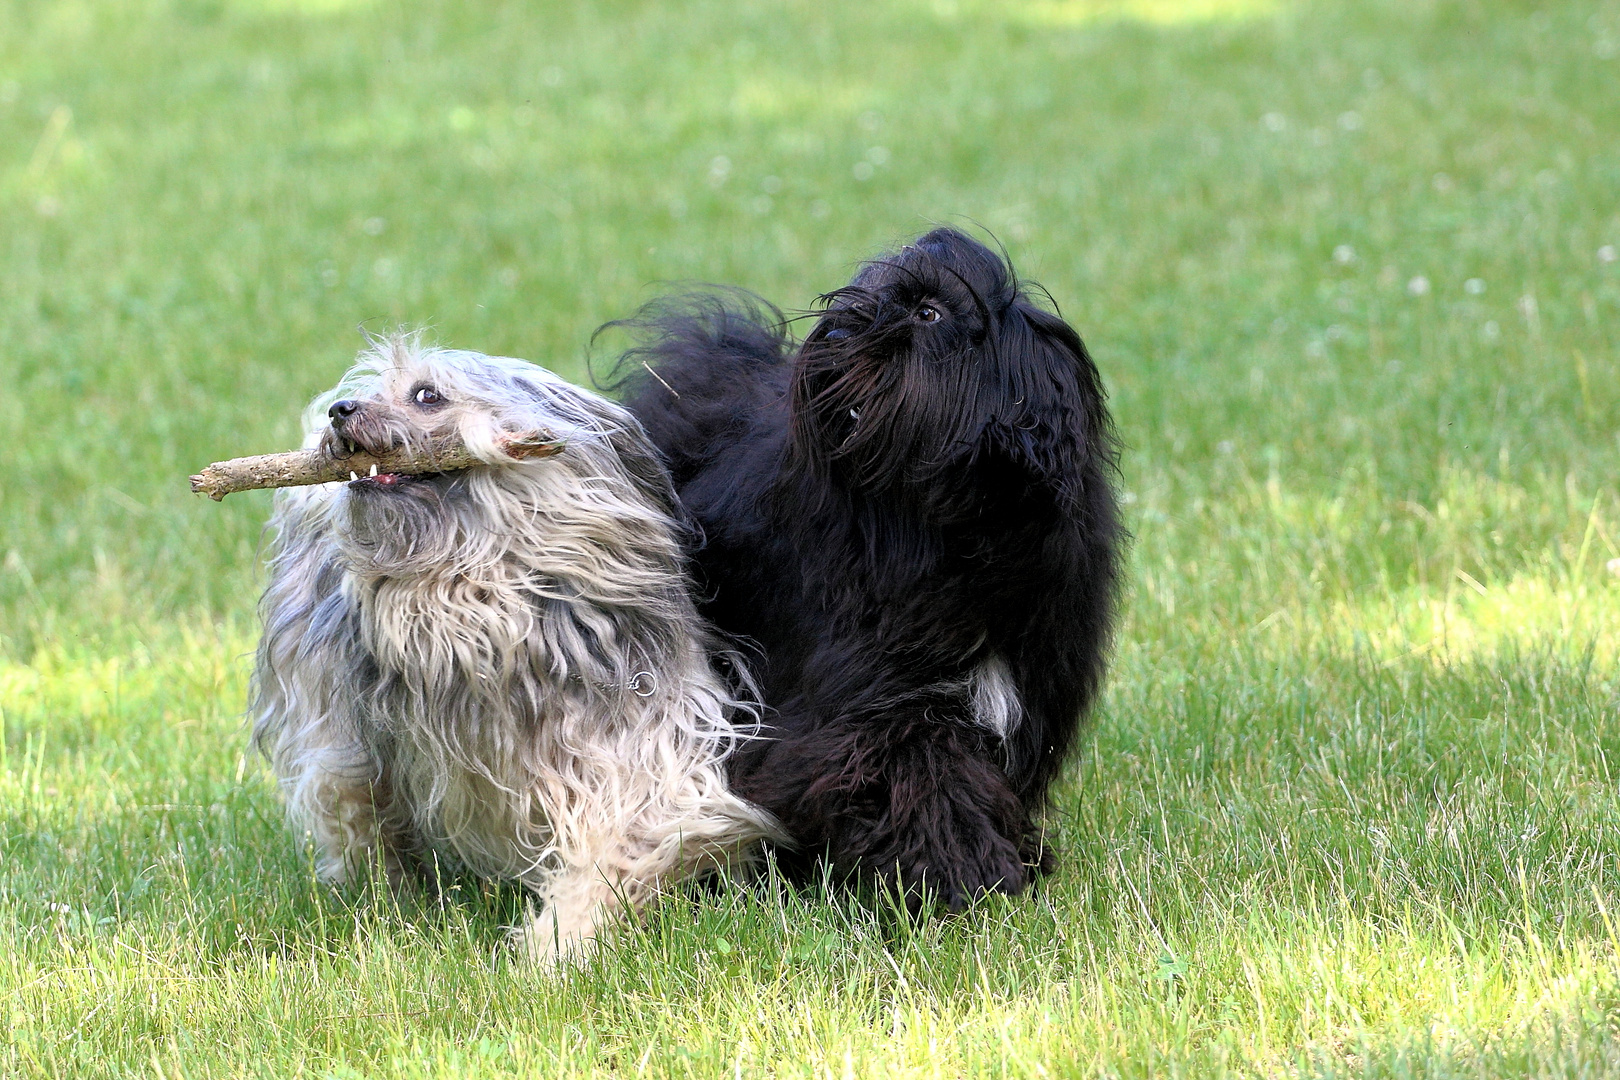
[
  {"xmin": 323, "ymin": 429, "xmax": 443, "ymax": 492},
  {"xmin": 323, "ymin": 427, "xmax": 402, "ymax": 460},
  {"xmin": 345, "ymin": 465, "xmax": 441, "ymax": 492}
]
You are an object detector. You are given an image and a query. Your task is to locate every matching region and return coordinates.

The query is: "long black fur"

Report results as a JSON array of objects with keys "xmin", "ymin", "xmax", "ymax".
[{"xmin": 612, "ymin": 228, "xmax": 1123, "ymax": 910}]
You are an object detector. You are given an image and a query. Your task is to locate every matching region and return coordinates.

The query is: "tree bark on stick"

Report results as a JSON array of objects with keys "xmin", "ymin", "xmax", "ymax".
[{"xmin": 189, "ymin": 431, "xmax": 564, "ymax": 501}]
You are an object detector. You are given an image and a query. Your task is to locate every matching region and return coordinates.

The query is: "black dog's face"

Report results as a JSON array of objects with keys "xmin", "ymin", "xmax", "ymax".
[{"xmin": 791, "ymin": 228, "xmax": 1107, "ymax": 501}]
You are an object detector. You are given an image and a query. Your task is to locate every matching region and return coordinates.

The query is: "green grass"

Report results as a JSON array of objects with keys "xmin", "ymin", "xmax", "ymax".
[{"xmin": 4, "ymin": 0, "xmax": 1620, "ymax": 1074}]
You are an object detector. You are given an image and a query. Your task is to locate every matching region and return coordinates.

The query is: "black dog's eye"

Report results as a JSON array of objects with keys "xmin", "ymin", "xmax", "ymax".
[
  {"xmin": 413, "ymin": 386, "xmax": 443, "ymax": 406},
  {"xmin": 917, "ymin": 305, "xmax": 941, "ymax": 323}
]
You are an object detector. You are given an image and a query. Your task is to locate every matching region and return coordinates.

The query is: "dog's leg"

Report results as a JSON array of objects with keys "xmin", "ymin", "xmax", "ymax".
[
  {"xmin": 513, "ymin": 798, "xmax": 752, "ymax": 967},
  {"xmin": 740, "ymin": 714, "xmax": 1030, "ymax": 911},
  {"xmin": 516, "ymin": 859, "xmax": 643, "ymax": 968},
  {"xmin": 843, "ymin": 732, "xmax": 1031, "ymax": 912},
  {"xmin": 286, "ymin": 753, "xmax": 412, "ymax": 890}
]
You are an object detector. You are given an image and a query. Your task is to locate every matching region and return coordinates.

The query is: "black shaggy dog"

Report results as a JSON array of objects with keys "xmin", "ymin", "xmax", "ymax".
[{"xmin": 615, "ymin": 228, "xmax": 1122, "ymax": 910}]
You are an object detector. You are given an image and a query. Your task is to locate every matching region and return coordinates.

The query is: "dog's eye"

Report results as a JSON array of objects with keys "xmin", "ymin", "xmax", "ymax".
[
  {"xmin": 413, "ymin": 387, "xmax": 443, "ymax": 406},
  {"xmin": 917, "ymin": 305, "xmax": 941, "ymax": 323}
]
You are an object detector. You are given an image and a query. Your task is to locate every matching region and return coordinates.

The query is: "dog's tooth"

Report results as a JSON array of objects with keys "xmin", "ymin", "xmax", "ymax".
[
  {"xmin": 350, "ymin": 471, "xmax": 359, "ymax": 482},
  {"xmin": 370, "ymin": 463, "xmax": 378, "ymax": 477}
]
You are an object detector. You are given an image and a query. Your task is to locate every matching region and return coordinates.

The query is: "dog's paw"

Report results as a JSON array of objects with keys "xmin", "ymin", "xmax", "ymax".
[
  {"xmin": 511, "ymin": 914, "xmax": 599, "ymax": 971},
  {"xmin": 927, "ymin": 834, "xmax": 1028, "ymax": 912},
  {"xmin": 881, "ymin": 825, "xmax": 1028, "ymax": 914},
  {"xmin": 1020, "ymin": 832, "xmax": 1057, "ymax": 879}
]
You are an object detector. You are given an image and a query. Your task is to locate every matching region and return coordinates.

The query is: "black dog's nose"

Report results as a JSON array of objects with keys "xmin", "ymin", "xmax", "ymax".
[{"xmin": 328, "ymin": 399, "xmax": 360, "ymax": 423}]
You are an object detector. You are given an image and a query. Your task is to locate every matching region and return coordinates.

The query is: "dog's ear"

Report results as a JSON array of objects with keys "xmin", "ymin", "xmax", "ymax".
[
  {"xmin": 506, "ymin": 370, "xmax": 692, "ymax": 529},
  {"xmin": 986, "ymin": 300, "xmax": 1118, "ymax": 508}
]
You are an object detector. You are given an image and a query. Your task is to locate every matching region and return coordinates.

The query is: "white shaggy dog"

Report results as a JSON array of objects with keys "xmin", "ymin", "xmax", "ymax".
[{"xmin": 251, "ymin": 335, "xmax": 779, "ymax": 965}]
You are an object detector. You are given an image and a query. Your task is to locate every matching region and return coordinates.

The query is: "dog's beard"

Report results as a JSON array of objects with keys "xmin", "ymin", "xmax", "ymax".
[
  {"xmin": 792, "ymin": 302, "xmax": 992, "ymax": 497},
  {"xmin": 319, "ymin": 397, "xmax": 509, "ymax": 575},
  {"xmin": 332, "ymin": 472, "xmax": 465, "ymax": 572}
]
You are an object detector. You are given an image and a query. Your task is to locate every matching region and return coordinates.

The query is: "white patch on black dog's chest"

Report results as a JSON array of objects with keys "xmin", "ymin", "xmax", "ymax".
[{"xmin": 969, "ymin": 654, "xmax": 1021, "ymax": 738}]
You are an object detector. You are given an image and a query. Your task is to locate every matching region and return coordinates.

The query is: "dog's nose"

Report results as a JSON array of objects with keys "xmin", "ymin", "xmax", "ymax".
[{"xmin": 328, "ymin": 399, "xmax": 360, "ymax": 423}]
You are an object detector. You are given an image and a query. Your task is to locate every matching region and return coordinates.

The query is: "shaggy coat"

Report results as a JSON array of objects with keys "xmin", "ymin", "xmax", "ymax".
[
  {"xmin": 252, "ymin": 337, "xmax": 778, "ymax": 963},
  {"xmin": 618, "ymin": 228, "xmax": 1122, "ymax": 909}
]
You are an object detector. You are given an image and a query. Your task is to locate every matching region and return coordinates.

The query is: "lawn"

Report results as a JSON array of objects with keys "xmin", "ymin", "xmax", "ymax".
[{"xmin": 3, "ymin": 0, "xmax": 1620, "ymax": 1074}]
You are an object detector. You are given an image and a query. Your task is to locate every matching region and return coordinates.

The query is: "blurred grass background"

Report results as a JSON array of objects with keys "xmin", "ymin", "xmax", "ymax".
[{"xmin": 3, "ymin": 0, "xmax": 1620, "ymax": 1075}]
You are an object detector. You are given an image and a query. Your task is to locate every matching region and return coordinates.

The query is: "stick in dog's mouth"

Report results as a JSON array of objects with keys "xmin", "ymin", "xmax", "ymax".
[{"xmin": 188, "ymin": 430, "xmax": 564, "ymax": 501}]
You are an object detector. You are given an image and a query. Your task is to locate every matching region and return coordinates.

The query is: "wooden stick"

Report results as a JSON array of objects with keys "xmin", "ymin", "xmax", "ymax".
[{"xmin": 189, "ymin": 431, "xmax": 564, "ymax": 501}]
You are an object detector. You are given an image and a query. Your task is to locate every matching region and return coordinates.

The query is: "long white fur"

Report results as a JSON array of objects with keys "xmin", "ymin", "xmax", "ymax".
[
  {"xmin": 969, "ymin": 655, "xmax": 1022, "ymax": 740},
  {"xmin": 251, "ymin": 334, "xmax": 780, "ymax": 965}
]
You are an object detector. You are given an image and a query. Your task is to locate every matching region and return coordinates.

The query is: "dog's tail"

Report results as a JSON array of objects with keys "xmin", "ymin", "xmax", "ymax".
[{"xmin": 595, "ymin": 289, "xmax": 792, "ymax": 483}]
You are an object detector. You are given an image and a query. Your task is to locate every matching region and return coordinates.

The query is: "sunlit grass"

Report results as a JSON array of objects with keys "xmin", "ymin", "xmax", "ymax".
[
  {"xmin": 232, "ymin": 0, "xmax": 379, "ymax": 14},
  {"xmin": 5, "ymin": 596, "xmax": 1620, "ymax": 1075},
  {"xmin": 939, "ymin": 0, "xmax": 1282, "ymax": 26},
  {"xmin": 1128, "ymin": 463, "xmax": 1620, "ymax": 667},
  {"xmin": 3, "ymin": 0, "xmax": 1620, "ymax": 1074},
  {"xmin": 3, "ymin": 614, "xmax": 1619, "ymax": 1078}
]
